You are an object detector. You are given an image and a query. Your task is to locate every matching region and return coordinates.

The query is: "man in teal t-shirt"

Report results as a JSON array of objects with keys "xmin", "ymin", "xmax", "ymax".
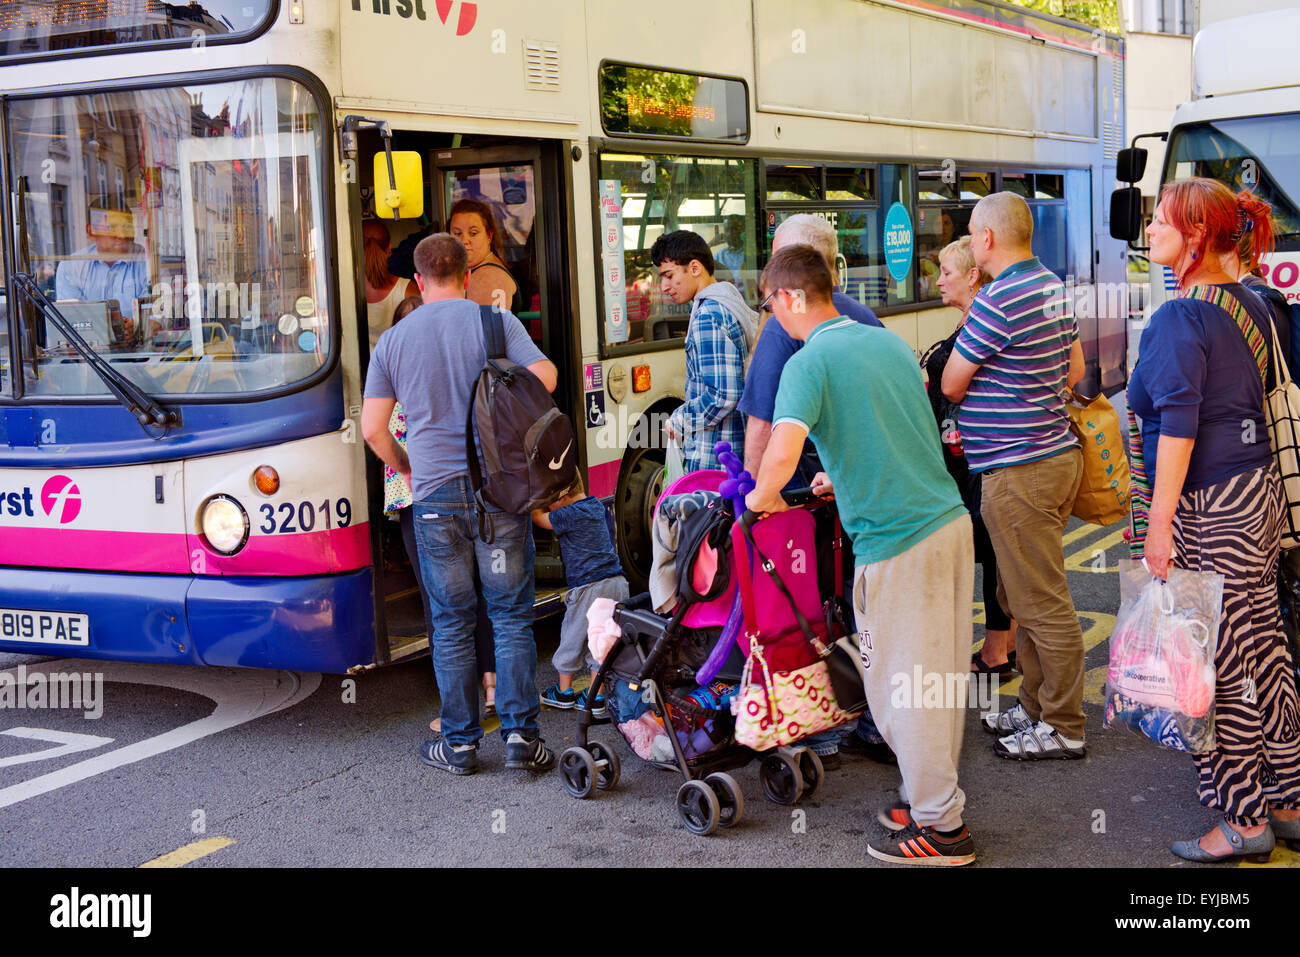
[{"xmin": 746, "ymin": 244, "xmax": 977, "ymax": 866}]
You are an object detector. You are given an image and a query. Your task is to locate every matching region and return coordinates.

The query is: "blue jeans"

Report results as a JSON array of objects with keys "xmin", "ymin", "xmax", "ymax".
[
  {"xmin": 802, "ymin": 728, "xmax": 841, "ymax": 756},
  {"xmin": 400, "ymin": 505, "xmax": 495, "ymax": 675},
  {"xmin": 413, "ymin": 477, "xmax": 539, "ymax": 747},
  {"xmin": 845, "ymin": 710, "xmax": 886, "ymax": 745}
]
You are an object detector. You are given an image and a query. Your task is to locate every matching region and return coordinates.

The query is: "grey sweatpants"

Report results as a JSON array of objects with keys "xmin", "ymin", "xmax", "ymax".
[{"xmin": 852, "ymin": 514, "xmax": 973, "ymax": 832}]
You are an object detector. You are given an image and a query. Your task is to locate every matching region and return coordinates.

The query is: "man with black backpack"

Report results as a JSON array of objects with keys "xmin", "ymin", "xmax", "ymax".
[{"xmin": 362, "ymin": 233, "xmax": 560, "ymax": 777}]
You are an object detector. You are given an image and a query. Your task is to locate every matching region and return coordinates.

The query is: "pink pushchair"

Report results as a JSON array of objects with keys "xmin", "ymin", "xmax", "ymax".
[{"xmin": 558, "ymin": 443, "xmax": 858, "ymax": 835}]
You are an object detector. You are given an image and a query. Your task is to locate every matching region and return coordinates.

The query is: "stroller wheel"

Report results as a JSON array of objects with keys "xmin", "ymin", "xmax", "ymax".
[
  {"xmin": 790, "ymin": 747, "xmax": 824, "ymax": 801},
  {"xmin": 704, "ymin": 772, "xmax": 744, "ymax": 828},
  {"xmin": 559, "ymin": 747, "xmax": 597, "ymax": 799},
  {"xmin": 759, "ymin": 751, "xmax": 804, "ymax": 806},
  {"xmin": 589, "ymin": 741, "xmax": 621, "ymax": 791},
  {"xmin": 676, "ymin": 780, "xmax": 721, "ymax": 836}
]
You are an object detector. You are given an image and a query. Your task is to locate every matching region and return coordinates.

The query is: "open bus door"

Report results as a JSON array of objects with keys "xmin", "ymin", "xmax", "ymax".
[
  {"xmin": 366, "ymin": 137, "xmax": 576, "ymax": 666},
  {"xmin": 429, "ymin": 142, "xmax": 577, "ymax": 584}
]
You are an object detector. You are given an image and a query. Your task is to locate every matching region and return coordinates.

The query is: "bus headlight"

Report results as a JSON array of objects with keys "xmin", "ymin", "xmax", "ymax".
[{"xmin": 200, "ymin": 495, "xmax": 250, "ymax": 555}]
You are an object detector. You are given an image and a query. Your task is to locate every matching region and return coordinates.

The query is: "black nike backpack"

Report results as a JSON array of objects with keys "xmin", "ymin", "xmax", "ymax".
[{"xmin": 465, "ymin": 305, "xmax": 578, "ymax": 541}]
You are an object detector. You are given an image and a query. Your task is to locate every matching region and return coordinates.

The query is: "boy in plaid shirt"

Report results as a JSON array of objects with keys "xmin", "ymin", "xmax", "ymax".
[{"xmin": 650, "ymin": 230, "xmax": 758, "ymax": 472}]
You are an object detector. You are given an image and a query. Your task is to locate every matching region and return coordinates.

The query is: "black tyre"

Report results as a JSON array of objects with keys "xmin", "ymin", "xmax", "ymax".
[
  {"xmin": 559, "ymin": 747, "xmax": 597, "ymax": 799},
  {"xmin": 703, "ymin": 771, "xmax": 745, "ymax": 828},
  {"xmin": 791, "ymin": 746, "xmax": 824, "ymax": 801},
  {"xmin": 759, "ymin": 751, "xmax": 804, "ymax": 806},
  {"xmin": 614, "ymin": 443, "xmax": 665, "ymax": 594},
  {"xmin": 676, "ymin": 779, "xmax": 721, "ymax": 836},
  {"xmin": 589, "ymin": 741, "xmax": 621, "ymax": 791}
]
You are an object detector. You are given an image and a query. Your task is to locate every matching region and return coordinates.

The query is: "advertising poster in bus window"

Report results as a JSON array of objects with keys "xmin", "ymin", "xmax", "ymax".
[
  {"xmin": 884, "ymin": 202, "xmax": 914, "ymax": 283},
  {"xmin": 599, "ymin": 179, "xmax": 629, "ymax": 344}
]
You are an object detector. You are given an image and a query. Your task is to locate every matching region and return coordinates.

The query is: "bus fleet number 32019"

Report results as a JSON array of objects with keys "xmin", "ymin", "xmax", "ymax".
[{"xmin": 257, "ymin": 497, "xmax": 353, "ymax": 535}]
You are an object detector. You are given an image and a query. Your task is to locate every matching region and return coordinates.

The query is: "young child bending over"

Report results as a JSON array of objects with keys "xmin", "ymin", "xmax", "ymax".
[{"xmin": 532, "ymin": 477, "xmax": 629, "ymax": 717}]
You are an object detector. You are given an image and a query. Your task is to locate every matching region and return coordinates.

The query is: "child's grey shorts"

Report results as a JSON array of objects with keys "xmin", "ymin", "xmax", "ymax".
[{"xmin": 554, "ymin": 574, "xmax": 630, "ymax": 675}]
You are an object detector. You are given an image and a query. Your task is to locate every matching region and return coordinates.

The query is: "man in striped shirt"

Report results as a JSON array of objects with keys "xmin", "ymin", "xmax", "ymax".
[{"xmin": 942, "ymin": 192, "xmax": 1088, "ymax": 762}]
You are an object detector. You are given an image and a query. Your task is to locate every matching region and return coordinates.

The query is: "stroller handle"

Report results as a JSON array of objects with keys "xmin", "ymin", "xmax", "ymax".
[
  {"xmin": 740, "ymin": 487, "xmax": 820, "ymax": 528},
  {"xmin": 781, "ymin": 486, "xmax": 820, "ymax": 507}
]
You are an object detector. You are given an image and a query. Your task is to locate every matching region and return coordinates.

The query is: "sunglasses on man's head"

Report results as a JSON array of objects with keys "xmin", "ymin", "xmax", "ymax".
[{"xmin": 758, "ymin": 289, "xmax": 776, "ymax": 313}]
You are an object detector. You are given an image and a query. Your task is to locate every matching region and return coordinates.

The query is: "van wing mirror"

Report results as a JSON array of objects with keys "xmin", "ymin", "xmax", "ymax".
[
  {"xmin": 373, "ymin": 150, "xmax": 424, "ymax": 220},
  {"xmin": 1116, "ymin": 147, "xmax": 1148, "ymax": 184},
  {"xmin": 1109, "ymin": 187, "xmax": 1143, "ymax": 243}
]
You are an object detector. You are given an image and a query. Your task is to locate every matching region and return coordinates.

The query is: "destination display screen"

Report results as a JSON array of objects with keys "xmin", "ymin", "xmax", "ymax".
[
  {"xmin": 0, "ymin": 0, "xmax": 270, "ymax": 58},
  {"xmin": 599, "ymin": 63, "xmax": 748, "ymax": 143}
]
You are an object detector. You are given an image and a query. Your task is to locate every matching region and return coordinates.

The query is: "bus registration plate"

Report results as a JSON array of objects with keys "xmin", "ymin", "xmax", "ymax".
[{"xmin": 0, "ymin": 608, "xmax": 90, "ymax": 646}]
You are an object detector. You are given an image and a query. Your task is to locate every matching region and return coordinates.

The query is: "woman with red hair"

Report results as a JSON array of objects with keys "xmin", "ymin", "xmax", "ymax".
[{"xmin": 1128, "ymin": 177, "xmax": 1300, "ymax": 862}]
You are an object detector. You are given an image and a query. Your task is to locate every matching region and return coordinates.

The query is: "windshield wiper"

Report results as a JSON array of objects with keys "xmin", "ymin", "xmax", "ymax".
[{"xmin": 11, "ymin": 272, "xmax": 180, "ymax": 437}]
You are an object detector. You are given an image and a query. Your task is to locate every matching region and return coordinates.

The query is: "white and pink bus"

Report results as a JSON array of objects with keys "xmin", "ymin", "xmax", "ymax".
[
  {"xmin": 1113, "ymin": 7, "xmax": 1300, "ymax": 349},
  {"xmin": 0, "ymin": 0, "xmax": 1126, "ymax": 672}
]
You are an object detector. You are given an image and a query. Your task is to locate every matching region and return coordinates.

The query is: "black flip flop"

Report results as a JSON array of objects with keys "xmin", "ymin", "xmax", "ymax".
[{"xmin": 970, "ymin": 652, "xmax": 1012, "ymax": 675}]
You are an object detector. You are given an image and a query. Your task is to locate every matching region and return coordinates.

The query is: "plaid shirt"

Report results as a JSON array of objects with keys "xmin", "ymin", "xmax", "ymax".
[{"xmin": 670, "ymin": 298, "xmax": 749, "ymax": 472}]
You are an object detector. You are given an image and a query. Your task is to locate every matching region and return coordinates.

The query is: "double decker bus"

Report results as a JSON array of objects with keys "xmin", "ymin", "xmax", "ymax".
[{"xmin": 0, "ymin": 0, "xmax": 1126, "ymax": 673}]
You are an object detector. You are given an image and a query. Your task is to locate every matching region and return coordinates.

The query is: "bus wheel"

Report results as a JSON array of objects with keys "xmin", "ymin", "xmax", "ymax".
[{"xmin": 615, "ymin": 444, "xmax": 664, "ymax": 594}]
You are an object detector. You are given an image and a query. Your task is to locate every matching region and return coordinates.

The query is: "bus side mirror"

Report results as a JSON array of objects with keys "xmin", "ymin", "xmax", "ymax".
[
  {"xmin": 372, "ymin": 151, "xmax": 424, "ymax": 220},
  {"xmin": 1110, "ymin": 187, "xmax": 1143, "ymax": 242},
  {"xmin": 1116, "ymin": 147, "xmax": 1148, "ymax": 184}
]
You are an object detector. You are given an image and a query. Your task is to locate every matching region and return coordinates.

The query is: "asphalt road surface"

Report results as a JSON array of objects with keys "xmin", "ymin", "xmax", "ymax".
[{"xmin": 1, "ymin": 517, "xmax": 1297, "ymax": 870}]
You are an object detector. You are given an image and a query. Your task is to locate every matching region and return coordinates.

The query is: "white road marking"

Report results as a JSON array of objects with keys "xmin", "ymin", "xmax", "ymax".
[
  {"xmin": 0, "ymin": 727, "xmax": 115, "ymax": 768},
  {"xmin": 0, "ymin": 660, "xmax": 321, "ymax": 810}
]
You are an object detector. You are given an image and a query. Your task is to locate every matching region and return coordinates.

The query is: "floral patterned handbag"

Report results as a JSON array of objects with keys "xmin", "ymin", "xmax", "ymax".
[{"xmin": 733, "ymin": 636, "xmax": 857, "ymax": 750}]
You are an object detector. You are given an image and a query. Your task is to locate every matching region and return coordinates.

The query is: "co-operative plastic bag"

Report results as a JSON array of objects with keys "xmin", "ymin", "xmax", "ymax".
[{"xmin": 1104, "ymin": 559, "xmax": 1223, "ymax": 753}]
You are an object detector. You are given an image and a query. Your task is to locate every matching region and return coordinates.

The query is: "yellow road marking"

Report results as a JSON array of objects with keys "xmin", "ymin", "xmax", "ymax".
[
  {"xmin": 1240, "ymin": 845, "xmax": 1300, "ymax": 868},
  {"xmin": 992, "ymin": 611, "xmax": 1116, "ymax": 705},
  {"xmin": 1064, "ymin": 529, "xmax": 1127, "ymax": 572},
  {"xmin": 140, "ymin": 837, "xmax": 235, "ymax": 868},
  {"xmin": 1061, "ymin": 521, "xmax": 1121, "ymax": 549}
]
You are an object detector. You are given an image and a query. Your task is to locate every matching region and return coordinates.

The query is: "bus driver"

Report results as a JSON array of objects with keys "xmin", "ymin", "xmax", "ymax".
[{"xmin": 54, "ymin": 200, "xmax": 151, "ymax": 341}]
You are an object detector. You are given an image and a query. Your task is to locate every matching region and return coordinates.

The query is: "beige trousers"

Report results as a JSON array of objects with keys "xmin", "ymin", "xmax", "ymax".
[{"xmin": 980, "ymin": 447, "xmax": 1086, "ymax": 739}]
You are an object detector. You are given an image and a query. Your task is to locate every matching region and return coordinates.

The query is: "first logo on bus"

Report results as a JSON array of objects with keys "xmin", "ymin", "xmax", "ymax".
[{"xmin": 351, "ymin": 0, "xmax": 478, "ymax": 35}]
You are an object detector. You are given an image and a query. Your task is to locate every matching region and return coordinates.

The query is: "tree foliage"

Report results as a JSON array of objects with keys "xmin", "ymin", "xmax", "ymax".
[{"xmin": 1001, "ymin": 0, "xmax": 1122, "ymax": 34}]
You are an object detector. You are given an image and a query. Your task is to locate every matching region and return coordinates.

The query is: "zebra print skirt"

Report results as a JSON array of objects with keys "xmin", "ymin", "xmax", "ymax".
[{"xmin": 1171, "ymin": 463, "xmax": 1300, "ymax": 825}]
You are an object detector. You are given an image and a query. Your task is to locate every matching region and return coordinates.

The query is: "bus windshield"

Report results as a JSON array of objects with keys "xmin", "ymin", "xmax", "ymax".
[
  {"xmin": 3, "ymin": 75, "xmax": 332, "ymax": 399},
  {"xmin": 1165, "ymin": 112, "xmax": 1300, "ymax": 247}
]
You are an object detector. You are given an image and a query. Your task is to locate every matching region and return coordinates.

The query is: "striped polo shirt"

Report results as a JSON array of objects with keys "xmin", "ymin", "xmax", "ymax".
[{"xmin": 952, "ymin": 257, "xmax": 1078, "ymax": 474}]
